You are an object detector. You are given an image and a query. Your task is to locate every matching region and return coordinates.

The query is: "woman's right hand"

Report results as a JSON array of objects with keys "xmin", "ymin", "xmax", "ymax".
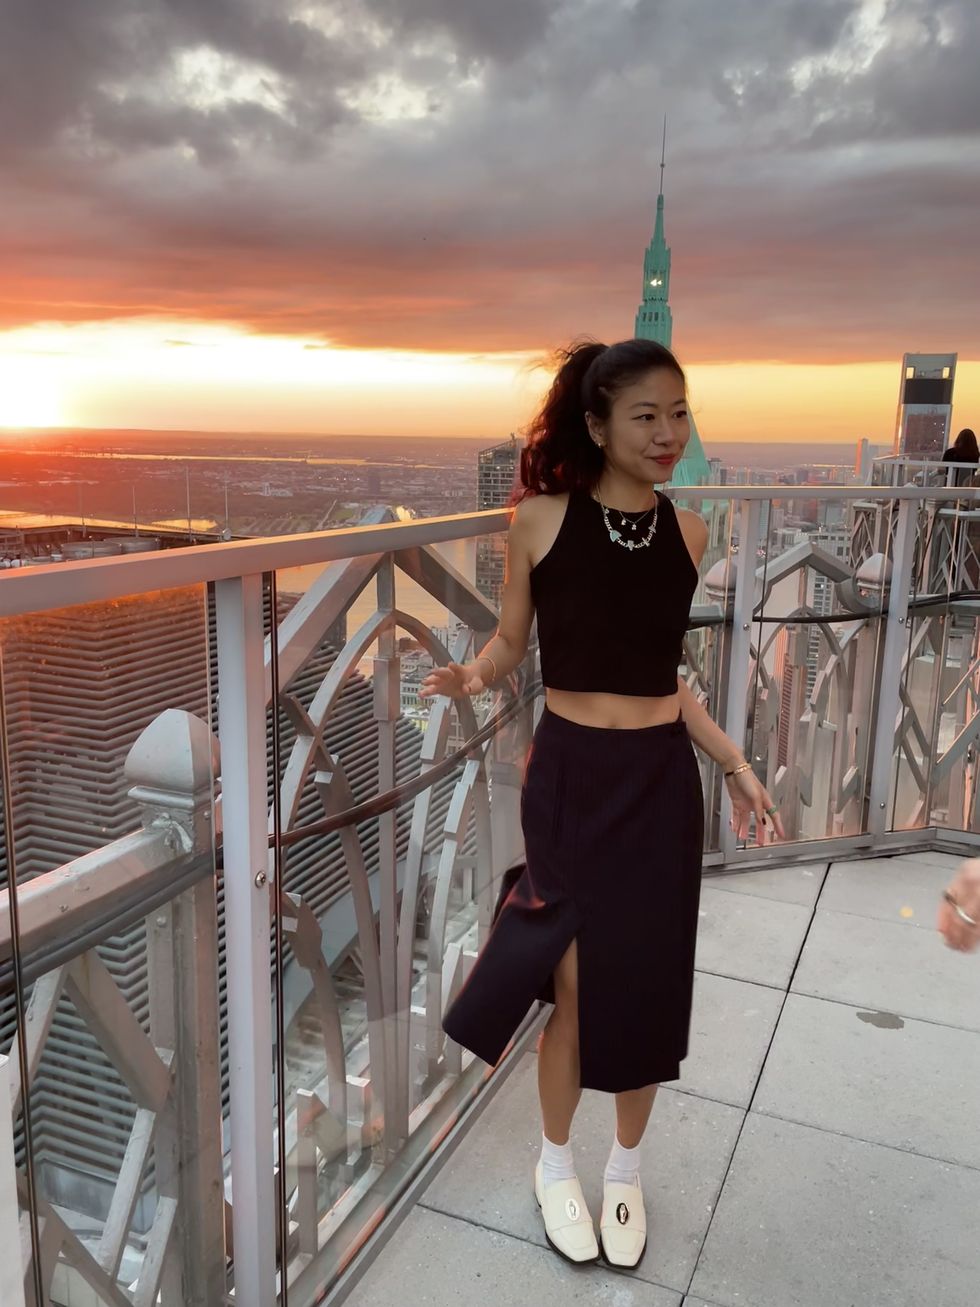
[{"xmin": 419, "ymin": 660, "xmax": 488, "ymax": 700}]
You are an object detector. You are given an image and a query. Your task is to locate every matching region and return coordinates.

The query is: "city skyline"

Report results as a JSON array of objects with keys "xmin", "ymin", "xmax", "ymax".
[{"xmin": 1, "ymin": 1, "xmax": 978, "ymax": 441}]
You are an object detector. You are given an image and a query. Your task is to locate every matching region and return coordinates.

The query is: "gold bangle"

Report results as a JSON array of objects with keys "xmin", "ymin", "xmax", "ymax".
[
  {"xmin": 943, "ymin": 889, "xmax": 978, "ymax": 927},
  {"xmin": 724, "ymin": 761, "xmax": 753, "ymax": 778},
  {"xmin": 476, "ymin": 653, "xmax": 498, "ymax": 682}
]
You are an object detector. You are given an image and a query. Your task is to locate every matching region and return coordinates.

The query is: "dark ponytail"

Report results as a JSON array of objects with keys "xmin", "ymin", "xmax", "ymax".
[
  {"xmin": 952, "ymin": 427, "xmax": 978, "ymax": 461},
  {"xmin": 511, "ymin": 336, "xmax": 686, "ymax": 504}
]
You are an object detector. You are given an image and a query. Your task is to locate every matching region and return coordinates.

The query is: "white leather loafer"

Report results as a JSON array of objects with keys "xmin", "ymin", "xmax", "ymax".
[
  {"xmin": 599, "ymin": 1176, "xmax": 647, "ymax": 1268},
  {"xmin": 533, "ymin": 1160, "xmax": 600, "ymax": 1264}
]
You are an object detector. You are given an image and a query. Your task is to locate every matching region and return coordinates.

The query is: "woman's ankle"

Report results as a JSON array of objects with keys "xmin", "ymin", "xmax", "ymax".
[{"xmin": 540, "ymin": 1131, "xmax": 576, "ymax": 1187}]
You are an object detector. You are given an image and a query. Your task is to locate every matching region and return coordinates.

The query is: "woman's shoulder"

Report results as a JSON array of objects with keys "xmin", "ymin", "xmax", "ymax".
[
  {"xmin": 512, "ymin": 489, "xmax": 573, "ymax": 524},
  {"xmin": 673, "ymin": 503, "xmax": 709, "ymax": 568},
  {"xmin": 512, "ymin": 491, "xmax": 576, "ymax": 574},
  {"xmin": 672, "ymin": 500, "xmax": 708, "ymax": 536}
]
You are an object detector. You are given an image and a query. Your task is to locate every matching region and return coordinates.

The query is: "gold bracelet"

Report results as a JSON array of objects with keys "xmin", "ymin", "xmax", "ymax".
[
  {"xmin": 476, "ymin": 653, "xmax": 498, "ymax": 682},
  {"xmin": 724, "ymin": 761, "xmax": 753, "ymax": 778}
]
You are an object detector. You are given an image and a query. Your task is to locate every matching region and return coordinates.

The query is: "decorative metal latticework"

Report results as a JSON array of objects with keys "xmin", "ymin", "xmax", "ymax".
[{"xmin": 0, "ymin": 488, "xmax": 976, "ymax": 1305}]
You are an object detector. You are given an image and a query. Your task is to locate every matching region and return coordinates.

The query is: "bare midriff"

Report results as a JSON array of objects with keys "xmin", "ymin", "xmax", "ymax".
[{"xmin": 544, "ymin": 686, "xmax": 681, "ymax": 729}]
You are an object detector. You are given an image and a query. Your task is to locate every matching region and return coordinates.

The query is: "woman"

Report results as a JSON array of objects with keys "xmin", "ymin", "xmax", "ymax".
[
  {"xmin": 421, "ymin": 338, "xmax": 786, "ymax": 1270},
  {"xmin": 940, "ymin": 427, "xmax": 979, "ymax": 487}
]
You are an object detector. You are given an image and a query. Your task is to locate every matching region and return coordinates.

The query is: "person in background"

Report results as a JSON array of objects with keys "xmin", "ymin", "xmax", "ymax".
[
  {"xmin": 940, "ymin": 427, "xmax": 979, "ymax": 487},
  {"xmin": 938, "ymin": 858, "xmax": 980, "ymax": 953}
]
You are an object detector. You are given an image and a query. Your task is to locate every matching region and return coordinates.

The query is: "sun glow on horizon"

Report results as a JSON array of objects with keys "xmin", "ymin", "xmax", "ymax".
[
  {"xmin": 0, "ymin": 321, "xmax": 546, "ymax": 435},
  {"xmin": 0, "ymin": 356, "xmax": 64, "ymax": 428},
  {"xmin": 0, "ymin": 320, "xmax": 977, "ymax": 443}
]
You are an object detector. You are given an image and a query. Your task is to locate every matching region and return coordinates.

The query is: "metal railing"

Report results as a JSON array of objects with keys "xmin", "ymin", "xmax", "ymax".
[
  {"xmin": 871, "ymin": 454, "xmax": 980, "ymax": 489},
  {"xmin": 0, "ymin": 485, "xmax": 977, "ymax": 1306}
]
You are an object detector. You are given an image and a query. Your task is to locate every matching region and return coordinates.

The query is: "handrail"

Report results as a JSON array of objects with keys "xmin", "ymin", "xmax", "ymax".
[
  {"xmin": 0, "ymin": 507, "xmax": 511, "ymax": 617},
  {"xmin": 0, "ymin": 848, "xmax": 212, "ymax": 996},
  {"xmin": 875, "ymin": 455, "xmax": 979, "ymax": 466},
  {"xmin": 0, "ymin": 486, "xmax": 977, "ymax": 619},
  {"xmin": 270, "ymin": 678, "xmax": 538, "ymax": 850},
  {"xmin": 0, "ymin": 681, "xmax": 540, "ymax": 990}
]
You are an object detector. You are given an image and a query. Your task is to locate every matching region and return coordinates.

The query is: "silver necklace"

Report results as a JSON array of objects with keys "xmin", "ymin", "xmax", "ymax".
[{"xmin": 593, "ymin": 488, "xmax": 659, "ymax": 550}]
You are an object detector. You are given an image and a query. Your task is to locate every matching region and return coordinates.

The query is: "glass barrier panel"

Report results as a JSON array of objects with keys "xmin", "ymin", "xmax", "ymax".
[{"xmin": 0, "ymin": 583, "xmax": 226, "ymax": 1306}]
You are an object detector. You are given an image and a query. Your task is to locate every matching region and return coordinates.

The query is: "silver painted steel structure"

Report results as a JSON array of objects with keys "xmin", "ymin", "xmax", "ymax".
[
  {"xmin": 0, "ymin": 485, "xmax": 977, "ymax": 1305},
  {"xmin": 0, "ymin": 1054, "xmax": 26, "ymax": 1307}
]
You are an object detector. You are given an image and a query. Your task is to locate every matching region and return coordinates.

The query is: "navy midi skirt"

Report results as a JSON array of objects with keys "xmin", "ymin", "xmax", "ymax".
[{"xmin": 442, "ymin": 702, "xmax": 705, "ymax": 1093}]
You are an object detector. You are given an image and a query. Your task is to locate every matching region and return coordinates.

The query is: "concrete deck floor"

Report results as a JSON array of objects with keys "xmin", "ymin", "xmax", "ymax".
[{"xmin": 345, "ymin": 850, "xmax": 980, "ymax": 1307}]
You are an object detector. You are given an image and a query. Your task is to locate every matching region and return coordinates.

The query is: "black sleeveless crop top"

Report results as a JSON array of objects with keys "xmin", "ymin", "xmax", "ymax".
[{"xmin": 528, "ymin": 488, "xmax": 698, "ymax": 697}]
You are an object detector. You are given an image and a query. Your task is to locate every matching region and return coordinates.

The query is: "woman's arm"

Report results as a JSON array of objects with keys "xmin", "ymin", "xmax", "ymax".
[
  {"xmin": 420, "ymin": 499, "xmax": 536, "ymax": 698},
  {"xmin": 671, "ymin": 508, "xmax": 784, "ymax": 839},
  {"xmin": 676, "ymin": 676, "xmax": 745, "ymax": 771},
  {"xmin": 678, "ymin": 675, "xmax": 785, "ymax": 839},
  {"xmin": 469, "ymin": 499, "xmax": 537, "ymax": 683},
  {"xmin": 672, "ymin": 510, "xmax": 744, "ymax": 770}
]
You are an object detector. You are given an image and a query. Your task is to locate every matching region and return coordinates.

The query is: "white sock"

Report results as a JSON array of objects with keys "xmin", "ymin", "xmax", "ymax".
[
  {"xmin": 540, "ymin": 1132, "xmax": 576, "ymax": 1187},
  {"xmin": 604, "ymin": 1133, "xmax": 642, "ymax": 1187}
]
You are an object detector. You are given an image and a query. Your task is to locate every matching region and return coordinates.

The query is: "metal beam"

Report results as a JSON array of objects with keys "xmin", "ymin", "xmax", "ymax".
[
  {"xmin": 868, "ymin": 498, "xmax": 918, "ymax": 833},
  {"xmin": 2, "ymin": 488, "xmax": 975, "ymax": 620},
  {"xmin": 215, "ymin": 573, "xmax": 276, "ymax": 1307},
  {"xmin": 720, "ymin": 496, "xmax": 763, "ymax": 858},
  {"xmin": 0, "ymin": 1056, "xmax": 26, "ymax": 1307},
  {"xmin": 0, "ymin": 827, "xmax": 176, "ymax": 960},
  {"xmin": 0, "ymin": 509, "xmax": 512, "ymax": 617}
]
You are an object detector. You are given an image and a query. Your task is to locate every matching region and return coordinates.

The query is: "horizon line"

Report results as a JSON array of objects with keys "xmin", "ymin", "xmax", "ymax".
[{"xmin": 1, "ymin": 424, "xmax": 860, "ymax": 445}]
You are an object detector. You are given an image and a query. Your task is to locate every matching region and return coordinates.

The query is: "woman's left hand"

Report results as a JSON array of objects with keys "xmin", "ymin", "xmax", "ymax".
[{"xmin": 726, "ymin": 765, "xmax": 786, "ymax": 845}]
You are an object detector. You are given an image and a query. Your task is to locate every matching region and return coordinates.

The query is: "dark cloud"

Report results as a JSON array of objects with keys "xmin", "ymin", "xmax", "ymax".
[
  {"xmin": 808, "ymin": 1, "xmax": 980, "ymax": 143},
  {"xmin": 0, "ymin": 0, "xmax": 977, "ymax": 360},
  {"xmin": 362, "ymin": 0, "xmax": 558, "ymax": 63}
]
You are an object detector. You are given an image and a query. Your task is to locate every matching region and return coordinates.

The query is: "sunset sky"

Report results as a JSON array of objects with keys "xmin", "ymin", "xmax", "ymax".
[{"xmin": 1, "ymin": 0, "xmax": 978, "ymax": 442}]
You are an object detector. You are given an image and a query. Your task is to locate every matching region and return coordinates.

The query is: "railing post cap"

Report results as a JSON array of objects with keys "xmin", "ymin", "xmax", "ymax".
[
  {"xmin": 125, "ymin": 708, "xmax": 219, "ymax": 797},
  {"xmin": 855, "ymin": 551, "xmax": 893, "ymax": 590}
]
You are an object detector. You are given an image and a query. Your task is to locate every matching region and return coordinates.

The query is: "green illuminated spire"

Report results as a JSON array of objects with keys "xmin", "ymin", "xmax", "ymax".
[
  {"xmin": 634, "ymin": 118, "xmax": 711, "ymax": 490},
  {"xmin": 635, "ymin": 117, "xmax": 672, "ymax": 346}
]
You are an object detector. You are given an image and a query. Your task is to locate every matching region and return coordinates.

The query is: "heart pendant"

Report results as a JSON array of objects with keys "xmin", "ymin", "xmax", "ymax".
[{"xmin": 609, "ymin": 529, "xmax": 621, "ymax": 541}]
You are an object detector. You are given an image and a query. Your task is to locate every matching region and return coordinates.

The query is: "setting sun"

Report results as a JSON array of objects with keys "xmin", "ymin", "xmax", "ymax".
[{"xmin": 0, "ymin": 358, "xmax": 63, "ymax": 428}]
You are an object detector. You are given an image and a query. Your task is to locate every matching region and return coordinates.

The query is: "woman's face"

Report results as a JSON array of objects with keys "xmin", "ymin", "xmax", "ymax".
[{"xmin": 587, "ymin": 367, "xmax": 690, "ymax": 483}]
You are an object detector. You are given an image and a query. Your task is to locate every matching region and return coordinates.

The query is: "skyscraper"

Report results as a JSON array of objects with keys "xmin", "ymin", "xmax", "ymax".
[
  {"xmin": 634, "ymin": 121, "xmax": 710, "ymax": 491},
  {"xmin": 893, "ymin": 353, "xmax": 957, "ymax": 458},
  {"xmin": 477, "ymin": 435, "xmax": 521, "ymax": 510},
  {"xmin": 476, "ymin": 434, "xmax": 521, "ymax": 607},
  {"xmin": 635, "ymin": 125, "xmax": 672, "ymax": 349}
]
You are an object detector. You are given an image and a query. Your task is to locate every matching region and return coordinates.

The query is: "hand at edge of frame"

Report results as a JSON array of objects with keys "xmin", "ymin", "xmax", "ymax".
[{"xmin": 937, "ymin": 857, "xmax": 980, "ymax": 953}]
